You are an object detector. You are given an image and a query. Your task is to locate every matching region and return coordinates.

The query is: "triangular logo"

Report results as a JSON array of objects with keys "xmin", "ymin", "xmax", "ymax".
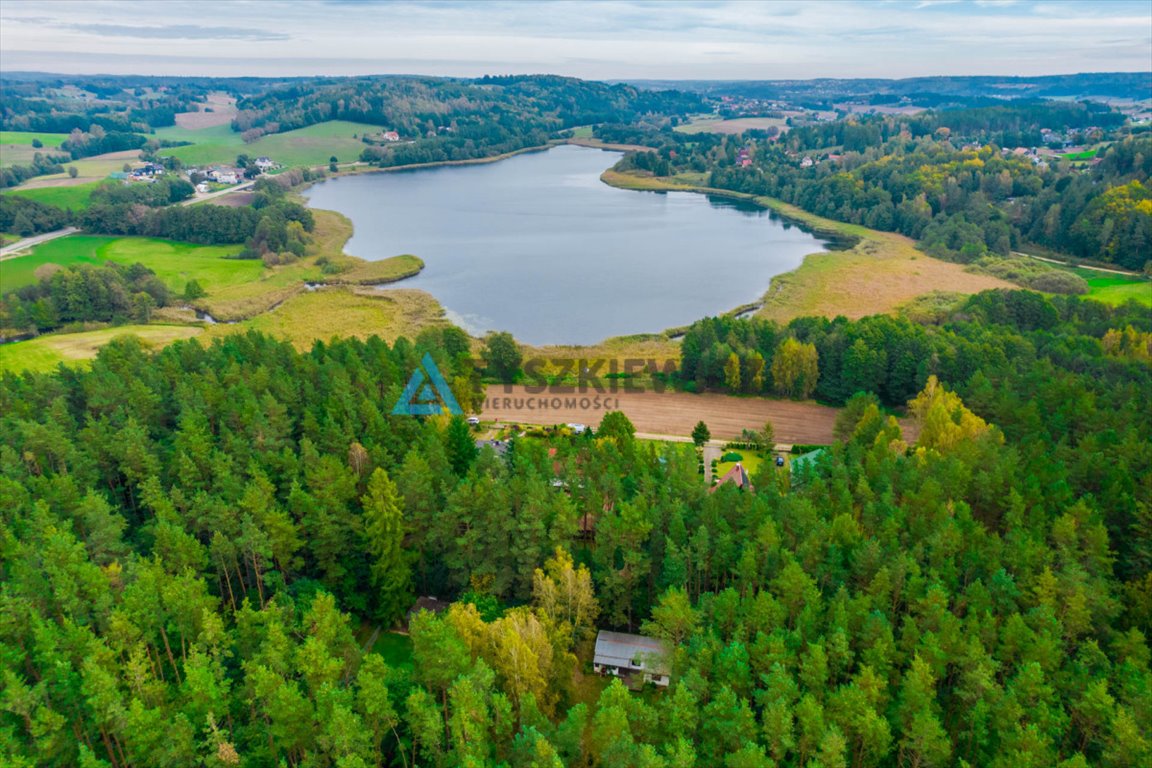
[{"xmin": 392, "ymin": 352, "xmax": 463, "ymax": 416}]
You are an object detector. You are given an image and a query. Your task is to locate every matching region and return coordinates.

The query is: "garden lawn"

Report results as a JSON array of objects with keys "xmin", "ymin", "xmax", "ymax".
[
  {"xmin": 1, "ymin": 235, "xmax": 253, "ymax": 295},
  {"xmin": 715, "ymin": 451, "xmax": 765, "ymax": 480}
]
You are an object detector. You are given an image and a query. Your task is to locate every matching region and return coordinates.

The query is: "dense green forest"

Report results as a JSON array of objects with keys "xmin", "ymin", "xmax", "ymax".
[{"xmin": 1, "ymin": 289, "xmax": 1149, "ymax": 767}]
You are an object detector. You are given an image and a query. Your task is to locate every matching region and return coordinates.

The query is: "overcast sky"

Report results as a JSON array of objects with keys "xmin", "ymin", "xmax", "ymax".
[{"xmin": 1, "ymin": 0, "xmax": 1149, "ymax": 80}]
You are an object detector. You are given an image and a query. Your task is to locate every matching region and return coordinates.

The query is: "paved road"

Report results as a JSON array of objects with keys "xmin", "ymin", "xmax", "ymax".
[
  {"xmin": 0, "ymin": 227, "xmax": 80, "ymax": 259},
  {"xmin": 1015, "ymin": 251, "xmax": 1142, "ymax": 277},
  {"xmin": 183, "ymin": 181, "xmax": 255, "ymax": 206}
]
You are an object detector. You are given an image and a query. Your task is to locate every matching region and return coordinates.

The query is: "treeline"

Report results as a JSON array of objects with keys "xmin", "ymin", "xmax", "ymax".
[
  {"xmin": 0, "ymin": 261, "xmax": 170, "ymax": 331},
  {"xmin": 779, "ymin": 101, "xmax": 1125, "ymax": 152},
  {"xmin": 698, "ymin": 134, "xmax": 1152, "ymax": 271},
  {"xmin": 0, "ymin": 151, "xmax": 67, "ymax": 189},
  {"xmin": 81, "ymin": 176, "xmax": 315, "ymax": 259},
  {"xmin": 59, "ymin": 126, "xmax": 148, "ymax": 160},
  {"xmin": 0, "ymin": 289, "xmax": 1149, "ymax": 766},
  {"xmin": 234, "ymin": 74, "xmax": 703, "ymax": 139},
  {"xmin": 0, "ymin": 195, "xmax": 72, "ymax": 236},
  {"xmin": 0, "ymin": 76, "xmax": 206, "ymax": 134}
]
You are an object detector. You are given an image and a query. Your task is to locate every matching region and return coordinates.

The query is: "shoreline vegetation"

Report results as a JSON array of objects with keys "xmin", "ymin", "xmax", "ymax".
[
  {"xmin": 1, "ymin": 143, "xmax": 1136, "ymax": 374},
  {"xmin": 598, "ymin": 167, "xmax": 1013, "ymax": 322}
]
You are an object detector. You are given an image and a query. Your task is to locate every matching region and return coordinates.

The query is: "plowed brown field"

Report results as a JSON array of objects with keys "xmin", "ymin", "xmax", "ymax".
[{"xmin": 480, "ymin": 385, "xmax": 918, "ymax": 444}]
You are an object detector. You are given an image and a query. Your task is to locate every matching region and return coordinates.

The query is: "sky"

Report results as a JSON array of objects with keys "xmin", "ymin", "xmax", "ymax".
[{"xmin": 0, "ymin": 0, "xmax": 1149, "ymax": 80}]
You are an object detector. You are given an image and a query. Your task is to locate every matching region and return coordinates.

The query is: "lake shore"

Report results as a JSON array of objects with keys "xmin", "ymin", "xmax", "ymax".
[{"xmin": 598, "ymin": 168, "xmax": 1011, "ymax": 323}]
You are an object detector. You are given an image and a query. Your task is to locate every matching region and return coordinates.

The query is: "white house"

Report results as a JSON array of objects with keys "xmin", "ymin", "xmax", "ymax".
[
  {"xmin": 593, "ymin": 631, "xmax": 671, "ymax": 688},
  {"xmin": 254, "ymin": 156, "xmax": 277, "ymax": 171}
]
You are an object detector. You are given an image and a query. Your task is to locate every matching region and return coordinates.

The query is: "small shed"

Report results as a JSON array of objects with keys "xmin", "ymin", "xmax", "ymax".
[{"xmin": 593, "ymin": 630, "xmax": 671, "ymax": 687}]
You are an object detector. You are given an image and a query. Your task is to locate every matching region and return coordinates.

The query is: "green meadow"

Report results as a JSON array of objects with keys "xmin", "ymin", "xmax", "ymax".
[
  {"xmin": 0, "ymin": 131, "xmax": 69, "ymax": 147},
  {"xmin": 0, "ymin": 131, "xmax": 71, "ymax": 168},
  {"xmin": 157, "ymin": 120, "xmax": 382, "ymax": 167},
  {"xmin": 2, "ymin": 181, "xmax": 104, "ymax": 211},
  {"xmin": 1, "ymin": 235, "xmax": 253, "ymax": 295},
  {"xmin": 1082, "ymin": 273, "xmax": 1152, "ymax": 307}
]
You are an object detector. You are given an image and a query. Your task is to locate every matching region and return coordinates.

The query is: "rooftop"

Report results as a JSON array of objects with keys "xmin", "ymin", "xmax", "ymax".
[{"xmin": 593, "ymin": 630, "xmax": 670, "ymax": 675}]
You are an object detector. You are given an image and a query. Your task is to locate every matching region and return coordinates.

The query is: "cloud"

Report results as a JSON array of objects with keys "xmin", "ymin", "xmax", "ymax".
[
  {"xmin": 0, "ymin": 0, "xmax": 1147, "ymax": 79},
  {"xmin": 64, "ymin": 22, "xmax": 289, "ymax": 41}
]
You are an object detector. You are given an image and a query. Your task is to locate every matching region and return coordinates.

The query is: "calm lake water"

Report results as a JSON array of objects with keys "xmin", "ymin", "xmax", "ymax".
[{"xmin": 304, "ymin": 145, "xmax": 830, "ymax": 345}]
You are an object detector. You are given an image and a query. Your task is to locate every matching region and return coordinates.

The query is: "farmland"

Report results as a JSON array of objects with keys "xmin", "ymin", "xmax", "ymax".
[
  {"xmin": 477, "ymin": 384, "xmax": 922, "ymax": 444},
  {"xmin": 157, "ymin": 120, "xmax": 382, "ymax": 167},
  {"xmin": 674, "ymin": 115, "xmax": 791, "ymax": 135}
]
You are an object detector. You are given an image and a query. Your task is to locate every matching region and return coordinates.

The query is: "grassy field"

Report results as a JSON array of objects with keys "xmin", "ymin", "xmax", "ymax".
[
  {"xmin": 0, "ymin": 131, "xmax": 71, "ymax": 168},
  {"xmin": 1, "ymin": 235, "xmax": 253, "ymax": 295},
  {"xmin": 190, "ymin": 208, "xmax": 421, "ymax": 321},
  {"xmin": 3, "ymin": 181, "xmax": 104, "ymax": 211},
  {"xmin": 20, "ymin": 150, "xmax": 144, "ymax": 186},
  {"xmin": 319, "ymin": 253, "xmax": 423, "ymax": 285},
  {"xmin": 205, "ymin": 286, "xmax": 447, "ymax": 349},
  {"xmin": 0, "ymin": 325, "xmax": 202, "ymax": 374},
  {"xmin": 1082, "ymin": 273, "xmax": 1152, "ymax": 306},
  {"xmin": 158, "ymin": 120, "xmax": 382, "ymax": 167},
  {"xmin": 675, "ymin": 116, "xmax": 791, "ymax": 135},
  {"xmin": 600, "ymin": 169, "xmax": 1010, "ymax": 323},
  {"xmin": 0, "ymin": 131, "xmax": 69, "ymax": 147}
]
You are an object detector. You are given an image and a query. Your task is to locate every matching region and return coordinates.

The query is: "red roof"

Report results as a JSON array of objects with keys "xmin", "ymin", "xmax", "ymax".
[{"xmin": 710, "ymin": 463, "xmax": 751, "ymax": 493}]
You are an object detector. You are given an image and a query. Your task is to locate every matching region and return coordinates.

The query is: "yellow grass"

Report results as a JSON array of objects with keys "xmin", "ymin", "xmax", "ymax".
[
  {"xmin": 0, "ymin": 325, "xmax": 202, "ymax": 373},
  {"xmin": 203, "ymin": 286, "xmax": 447, "ymax": 350},
  {"xmin": 197, "ymin": 208, "xmax": 422, "ymax": 321}
]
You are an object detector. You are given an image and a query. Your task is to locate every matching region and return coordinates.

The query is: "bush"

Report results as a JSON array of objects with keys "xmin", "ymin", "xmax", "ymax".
[
  {"xmin": 1025, "ymin": 270, "xmax": 1089, "ymax": 295},
  {"xmin": 721, "ymin": 452, "xmax": 744, "ymax": 462}
]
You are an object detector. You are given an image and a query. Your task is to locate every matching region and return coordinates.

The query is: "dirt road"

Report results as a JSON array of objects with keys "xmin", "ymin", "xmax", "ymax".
[
  {"xmin": 1015, "ymin": 251, "xmax": 1142, "ymax": 277},
  {"xmin": 480, "ymin": 385, "xmax": 916, "ymax": 444}
]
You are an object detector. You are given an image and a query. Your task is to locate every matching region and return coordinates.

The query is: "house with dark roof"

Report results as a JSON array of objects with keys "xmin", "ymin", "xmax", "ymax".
[{"xmin": 593, "ymin": 630, "xmax": 671, "ymax": 687}]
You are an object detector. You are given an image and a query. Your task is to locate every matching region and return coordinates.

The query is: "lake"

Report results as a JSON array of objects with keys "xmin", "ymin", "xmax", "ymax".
[{"xmin": 304, "ymin": 144, "xmax": 830, "ymax": 345}]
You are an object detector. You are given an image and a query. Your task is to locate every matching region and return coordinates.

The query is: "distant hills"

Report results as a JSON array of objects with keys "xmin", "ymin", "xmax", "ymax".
[{"xmin": 620, "ymin": 72, "xmax": 1152, "ymax": 106}]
